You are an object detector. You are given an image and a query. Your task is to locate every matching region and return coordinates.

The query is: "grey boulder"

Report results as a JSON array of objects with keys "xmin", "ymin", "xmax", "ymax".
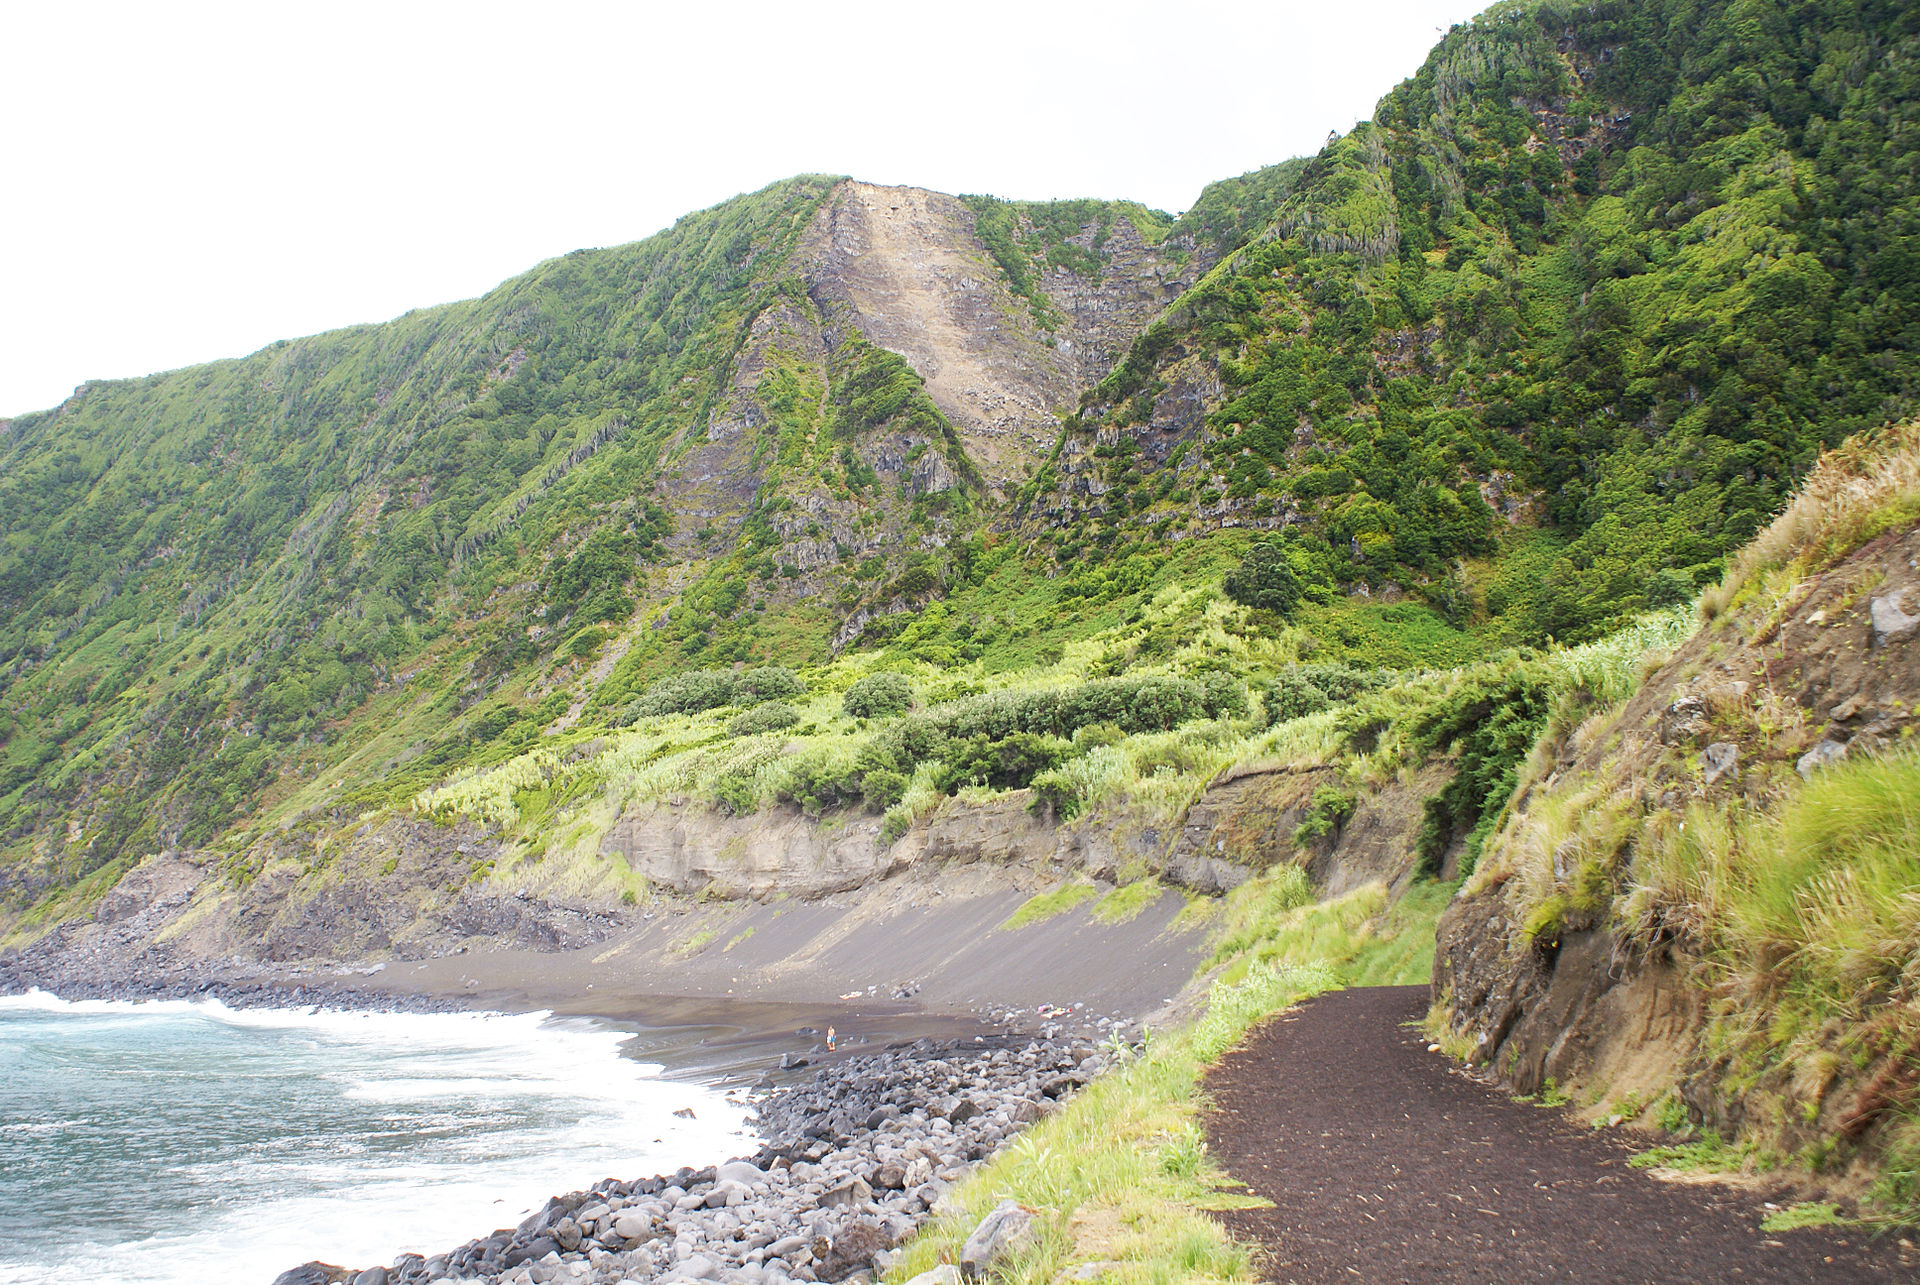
[
  {"xmin": 1797, "ymin": 738, "xmax": 1849, "ymax": 778},
  {"xmin": 1871, "ymin": 590, "xmax": 1920, "ymax": 647},
  {"xmin": 960, "ymin": 1199, "xmax": 1039, "ymax": 1279},
  {"xmin": 272, "ymin": 1266, "xmax": 348, "ymax": 1285},
  {"xmin": 1702, "ymin": 741, "xmax": 1739, "ymax": 785},
  {"xmin": 906, "ymin": 1268, "xmax": 961, "ymax": 1285}
]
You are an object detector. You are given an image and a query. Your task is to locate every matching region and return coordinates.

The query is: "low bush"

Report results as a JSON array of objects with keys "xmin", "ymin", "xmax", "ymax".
[
  {"xmin": 934, "ymin": 732, "xmax": 1071, "ymax": 794},
  {"xmin": 1396, "ymin": 665, "xmax": 1556, "ymax": 875},
  {"xmin": 710, "ymin": 772, "xmax": 758, "ymax": 817},
  {"xmin": 1293, "ymin": 785, "xmax": 1358, "ymax": 846},
  {"xmin": 1265, "ymin": 663, "xmax": 1389, "ymax": 724},
  {"xmin": 627, "ymin": 665, "xmax": 804, "ymax": 721},
  {"xmin": 728, "ymin": 702, "xmax": 800, "ymax": 737},
  {"xmin": 860, "ymin": 768, "xmax": 909, "ymax": 812},
  {"xmin": 843, "ymin": 672, "xmax": 914, "ymax": 720},
  {"xmin": 627, "ymin": 669, "xmax": 737, "ymax": 719},
  {"xmin": 933, "ymin": 674, "xmax": 1245, "ymax": 743},
  {"xmin": 733, "ymin": 666, "xmax": 806, "ymax": 704},
  {"xmin": 1224, "ymin": 535, "xmax": 1304, "ymax": 615}
]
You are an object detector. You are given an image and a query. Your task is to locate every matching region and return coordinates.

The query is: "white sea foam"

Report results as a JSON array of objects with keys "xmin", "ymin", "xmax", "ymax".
[{"xmin": 0, "ymin": 989, "xmax": 751, "ymax": 1285}]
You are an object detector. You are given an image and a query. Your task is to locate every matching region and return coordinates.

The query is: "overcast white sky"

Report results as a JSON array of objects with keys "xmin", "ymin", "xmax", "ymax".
[{"xmin": 0, "ymin": 0, "xmax": 1488, "ymax": 418}]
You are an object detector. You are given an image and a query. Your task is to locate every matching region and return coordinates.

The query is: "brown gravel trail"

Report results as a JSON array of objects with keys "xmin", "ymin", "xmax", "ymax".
[{"xmin": 1203, "ymin": 985, "xmax": 1914, "ymax": 1284}]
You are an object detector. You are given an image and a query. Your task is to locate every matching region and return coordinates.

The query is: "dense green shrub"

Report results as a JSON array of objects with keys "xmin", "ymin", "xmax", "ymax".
[
  {"xmin": 728, "ymin": 702, "xmax": 800, "ymax": 737},
  {"xmin": 933, "ymin": 733, "xmax": 1070, "ymax": 794},
  {"xmin": 626, "ymin": 665, "xmax": 805, "ymax": 722},
  {"xmin": 1028, "ymin": 766, "xmax": 1086, "ymax": 820},
  {"xmin": 1644, "ymin": 568, "xmax": 1696, "ymax": 609},
  {"xmin": 1267, "ymin": 671, "xmax": 1332, "ymax": 722},
  {"xmin": 733, "ymin": 666, "xmax": 806, "ymax": 704},
  {"xmin": 1407, "ymin": 667, "xmax": 1556, "ymax": 875},
  {"xmin": 1293, "ymin": 785, "xmax": 1358, "ymax": 846},
  {"xmin": 777, "ymin": 736, "xmax": 914, "ymax": 815},
  {"xmin": 860, "ymin": 768, "xmax": 909, "ymax": 812},
  {"xmin": 1265, "ymin": 663, "xmax": 1389, "ymax": 724},
  {"xmin": 901, "ymin": 674, "xmax": 1242, "ymax": 748},
  {"xmin": 627, "ymin": 669, "xmax": 738, "ymax": 719},
  {"xmin": 844, "ymin": 672, "xmax": 914, "ymax": 720},
  {"xmin": 779, "ymin": 753, "xmax": 868, "ymax": 815},
  {"xmin": 710, "ymin": 773, "xmax": 758, "ymax": 817},
  {"xmin": 1223, "ymin": 537, "xmax": 1303, "ymax": 615},
  {"xmin": 1198, "ymin": 671, "xmax": 1250, "ymax": 720}
]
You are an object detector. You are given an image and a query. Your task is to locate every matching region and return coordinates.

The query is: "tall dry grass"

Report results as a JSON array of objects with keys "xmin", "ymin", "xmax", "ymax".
[{"xmin": 1701, "ymin": 418, "xmax": 1920, "ymax": 623}]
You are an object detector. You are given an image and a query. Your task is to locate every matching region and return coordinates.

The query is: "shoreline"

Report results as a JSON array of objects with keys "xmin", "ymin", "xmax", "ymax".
[
  {"xmin": 277, "ymin": 1027, "xmax": 1115, "ymax": 1285},
  {"xmin": 5, "ymin": 976, "xmax": 1124, "ymax": 1285},
  {"xmin": 4, "ymin": 871, "xmax": 1195, "ymax": 1281},
  {"xmin": 0, "ymin": 870, "xmax": 1190, "ymax": 1081},
  {"xmin": 0, "ymin": 966, "xmax": 1128, "ymax": 1090}
]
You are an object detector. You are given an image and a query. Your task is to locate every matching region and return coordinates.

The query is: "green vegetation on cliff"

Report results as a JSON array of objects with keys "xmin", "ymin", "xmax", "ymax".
[
  {"xmin": 1044, "ymin": 0, "xmax": 1920, "ymax": 646},
  {"xmin": 1442, "ymin": 419, "xmax": 1920, "ymax": 1221}
]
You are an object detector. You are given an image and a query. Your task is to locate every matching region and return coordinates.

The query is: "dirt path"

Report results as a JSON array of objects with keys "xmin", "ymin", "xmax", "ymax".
[{"xmin": 1203, "ymin": 985, "xmax": 1914, "ymax": 1283}]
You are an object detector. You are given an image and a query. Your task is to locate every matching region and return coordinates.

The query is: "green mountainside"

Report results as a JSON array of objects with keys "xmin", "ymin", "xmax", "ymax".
[
  {"xmin": 3, "ymin": 0, "xmax": 1917, "ymax": 924},
  {"xmin": 0, "ymin": 174, "xmax": 845, "ymax": 888},
  {"xmin": 1036, "ymin": 0, "xmax": 1919, "ymax": 647}
]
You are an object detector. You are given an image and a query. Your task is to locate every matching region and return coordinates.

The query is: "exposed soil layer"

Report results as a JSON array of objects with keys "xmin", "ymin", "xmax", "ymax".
[{"xmin": 1203, "ymin": 986, "xmax": 1915, "ymax": 1284}]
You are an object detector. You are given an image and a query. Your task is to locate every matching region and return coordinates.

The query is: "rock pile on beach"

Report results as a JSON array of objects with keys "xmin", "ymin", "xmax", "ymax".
[{"xmin": 276, "ymin": 1033, "xmax": 1112, "ymax": 1285}]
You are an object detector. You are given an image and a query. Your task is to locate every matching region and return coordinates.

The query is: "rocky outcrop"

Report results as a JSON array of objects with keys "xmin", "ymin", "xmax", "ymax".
[
  {"xmin": 796, "ymin": 183, "xmax": 1200, "ymax": 495},
  {"xmin": 1435, "ymin": 519, "xmax": 1920, "ymax": 1116},
  {"xmin": 640, "ymin": 179, "xmax": 1203, "ymax": 646},
  {"xmin": 1159, "ymin": 763, "xmax": 1444, "ymax": 897},
  {"xmin": 601, "ymin": 801, "xmax": 907, "ymax": 901},
  {"xmin": 600, "ymin": 755, "xmax": 1439, "ymax": 907}
]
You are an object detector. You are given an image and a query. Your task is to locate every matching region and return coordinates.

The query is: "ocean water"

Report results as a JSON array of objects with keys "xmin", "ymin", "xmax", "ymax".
[{"xmin": 0, "ymin": 992, "xmax": 751, "ymax": 1284}]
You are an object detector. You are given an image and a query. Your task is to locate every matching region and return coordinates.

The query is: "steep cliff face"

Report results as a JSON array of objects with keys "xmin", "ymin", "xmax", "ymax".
[
  {"xmin": 632, "ymin": 179, "xmax": 1208, "ymax": 651},
  {"xmin": 1433, "ymin": 422, "xmax": 1920, "ymax": 1189},
  {"xmin": 798, "ymin": 183, "xmax": 1069, "ymax": 492}
]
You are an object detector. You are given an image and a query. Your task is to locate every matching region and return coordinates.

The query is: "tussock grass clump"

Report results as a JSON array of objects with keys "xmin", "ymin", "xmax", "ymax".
[
  {"xmin": 1626, "ymin": 749, "xmax": 1920, "ymax": 1016},
  {"xmin": 1599, "ymin": 749, "xmax": 1920, "ymax": 1221},
  {"xmin": 1701, "ymin": 418, "xmax": 1920, "ymax": 624},
  {"xmin": 1093, "ymin": 877, "xmax": 1167, "ymax": 924},
  {"xmin": 1209, "ymin": 870, "xmax": 1446, "ymax": 989},
  {"xmin": 1002, "ymin": 882, "xmax": 1098, "ymax": 931},
  {"xmin": 1545, "ymin": 605, "xmax": 1696, "ymax": 707}
]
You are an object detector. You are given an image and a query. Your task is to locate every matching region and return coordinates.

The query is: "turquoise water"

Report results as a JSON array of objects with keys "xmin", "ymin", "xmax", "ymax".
[{"xmin": 0, "ymin": 993, "xmax": 749, "ymax": 1284}]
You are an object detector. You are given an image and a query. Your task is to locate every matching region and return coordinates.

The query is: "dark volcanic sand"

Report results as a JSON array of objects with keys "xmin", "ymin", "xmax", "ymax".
[
  {"xmin": 5, "ymin": 872, "xmax": 1200, "ymax": 1085},
  {"xmin": 1203, "ymin": 985, "xmax": 1916, "ymax": 1284}
]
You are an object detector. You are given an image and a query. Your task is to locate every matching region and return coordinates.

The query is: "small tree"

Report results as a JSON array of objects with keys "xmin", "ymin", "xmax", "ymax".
[{"xmin": 1224, "ymin": 537, "xmax": 1303, "ymax": 615}]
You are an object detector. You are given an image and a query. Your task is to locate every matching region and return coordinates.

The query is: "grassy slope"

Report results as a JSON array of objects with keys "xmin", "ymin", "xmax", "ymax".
[{"xmin": 0, "ymin": 175, "xmax": 851, "ymax": 898}]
